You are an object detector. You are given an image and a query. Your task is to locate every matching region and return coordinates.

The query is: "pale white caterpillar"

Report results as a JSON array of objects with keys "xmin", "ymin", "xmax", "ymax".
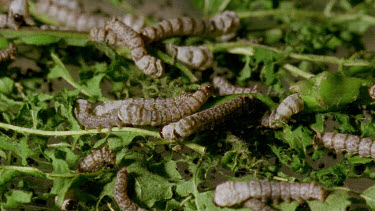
[
  {"xmin": 74, "ymin": 85, "xmax": 212, "ymax": 129},
  {"xmin": 0, "ymin": 0, "xmax": 35, "ymax": 29},
  {"xmin": 164, "ymin": 44, "xmax": 213, "ymax": 70},
  {"xmin": 243, "ymin": 198, "xmax": 276, "ymax": 211},
  {"xmin": 77, "ymin": 147, "xmax": 116, "ymax": 172},
  {"xmin": 105, "ymin": 17, "xmax": 164, "ymax": 78},
  {"xmin": 35, "ymin": 0, "xmax": 145, "ymax": 32},
  {"xmin": 368, "ymin": 84, "xmax": 375, "ymax": 100},
  {"xmin": 140, "ymin": 11, "xmax": 240, "ymax": 44},
  {"xmin": 261, "ymin": 93, "xmax": 304, "ymax": 129},
  {"xmin": 160, "ymin": 95, "xmax": 252, "ymax": 141},
  {"xmin": 313, "ymin": 132, "xmax": 375, "ymax": 158},
  {"xmin": 213, "ymin": 180, "xmax": 326, "ymax": 208},
  {"xmin": 212, "ymin": 76, "xmax": 260, "ymax": 96},
  {"xmin": 113, "ymin": 167, "xmax": 148, "ymax": 211},
  {"xmin": 0, "ymin": 42, "xmax": 17, "ymax": 61}
]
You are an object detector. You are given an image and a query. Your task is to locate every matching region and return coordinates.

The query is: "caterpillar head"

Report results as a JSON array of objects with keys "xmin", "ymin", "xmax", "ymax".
[{"xmin": 312, "ymin": 132, "xmax": 324, "ymax": 150}]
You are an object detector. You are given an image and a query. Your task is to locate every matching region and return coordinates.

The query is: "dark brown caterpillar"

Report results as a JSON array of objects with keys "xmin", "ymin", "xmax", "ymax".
[
  {"xmin": 118, "ymin": 84, "xmax": 212, "ymax": 126},
  {"xmin": 164, "ymin": 44, "xmax": 213, "ymax": 70},
  {"xmin": 77, "ymin": 147, "xmax": 116, "ymax": 173},
  {"xmin": 105, "ymin": 17, "xmax": 164, "ymax": 78},
  {"xmin": 0, "ymin": 42, "xmax": 17, "ymax": 61},
  {"xmin": 212, "ymin": 76, "xmax": 260, "ymax": 96},
  {"xmin": 160, "ymin": 95, "xmax": 253, "ymax": 141},
  {"xmin": 213, "ymin": 180, "xmax": 326, "ymax": 208},
  {"xmin": 140, "ymin": 11, "xmax": 239, "ymax": 44},
  {"xmin": 261, "ymin": 93, "xmax": 304, "ymax": 129},
  {"xmin": 113, "ymin": 167, "xmax": 148, "ymax": 211},
  {"xmin": 369, "ymin": 84, "xmax": 375, "ymax": 100},
  {"xmin": 313, "ymin": 132, "xmax": 375, "ymax": 158},
  {"xmin": 243, "ymin": 198, "xmax": 275, "ymax": 211},
  {"xmin": 36, "ymin": 0, "xmax": 145, "ymax": 32},
  {"xmin": 0, "ymin": 0, "xmax": 35, "ymax": 29}
]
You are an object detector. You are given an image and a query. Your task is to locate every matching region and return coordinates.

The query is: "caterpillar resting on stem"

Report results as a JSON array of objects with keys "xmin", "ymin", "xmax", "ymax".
[
  {"xmin": 160, "ymin": 95, "xmax": 253, "ymax": 141},
  {"xmin": 76, "ymin": 147, "xmax": 116, "ymax": 173},
  {"xmin": 212, "ymin": 76, "xmax": 260, "ymax": 96},
  {"xmin": 213, "ymin": 180, "xmax": 326, "ymax": 210},
  {"xmin": 313, "ymin": 132, "xmax": 375, "ymax": 159},
  {"xmin": 261, "ymin": 93, "xmax": 304, "ymax": 129}
]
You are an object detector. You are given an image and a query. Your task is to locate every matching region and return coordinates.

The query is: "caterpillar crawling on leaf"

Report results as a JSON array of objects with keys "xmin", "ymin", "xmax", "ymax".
[
  {"xmin": 0, "ymin": 0, "xmax": 35, "ymax": 29},
  {"xmin": 313, "ymin": 132, "xmax": 375, "ymax": 159},
  {"xmin": 0, "ymin": 42, "xmax": 17, "ymax": 61},
  {"xmin": 77, "ymin": 147, "xmax": 116, "ymax": 173},
  {"xmin": 261, "ymin": 93, "xmax": 304, "ymax": 129},
  {"xmin": 213, "ymin": 180, "xmax": 326, "ymax": 209},
  {"xmin": 114, "ymin": 167, "xmax": 148, "ymax": 211},
  {"xmin": 140, "ymin": 11, "xmax": 240, "ymax": 44},
  {"xmin": 160, "ymin": 95, "xmax": 253, "ymax": 141},
  {"xmin": 74, "ymin": 85, "xmax": 212, "ymax": 129},
  {"xmin": 212, "ymin": 76, "xmax": 260, "ymax": 96}
]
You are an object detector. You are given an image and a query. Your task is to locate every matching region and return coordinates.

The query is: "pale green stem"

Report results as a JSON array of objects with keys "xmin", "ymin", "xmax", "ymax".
[{"xmin": 283, "ymin": 63, "xmax": 314, "ymax": 79}]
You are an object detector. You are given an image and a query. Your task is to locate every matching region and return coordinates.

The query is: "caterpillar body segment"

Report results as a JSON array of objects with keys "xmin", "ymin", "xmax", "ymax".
[
  {"xmin": 160, "ymin": 95, "xmax": 252, "ymax": 141},
  {"xmin": 105, "ymin": 17, "xmax": 164, "ymax": 78},
  {"xmin": 0, "ymin": 42, "xmax": 17, "ymax": 61},
  {"xmin": 212, "ymin": 76, "xmax": 260, "ymax": 96},
  {"xmin": 114, "ymin": 167, "xmax": 148, "ymax": 211},
  {"xmin": 140, "ymin": 11, "xmax": 239, "ymax": 44},
  {"xmin": 165, "ymin": 44, "xmax": 213, "ymax": 70},
  {"xmin": 261, "ymin": 93, "xmax": 304, "ymax": 129},
  {"xmin": 117, "ymin": 84, "xmax": 213, "ymax": 126},
  {"xmin": 51, "ymin": 0, "xmax": 80, "ymax": 10},
  {"xmin": 213, "ymin": 180, "xmax": 326, "ymax": 208},
  {"xmin": 243, "ymin": 198, "xmax": 275, "ymax": 211},
  {"xmin": 77, "ymin": 147, "xmax": 116, "ymax": 173},
  {"xmin": 1, "ymin": 0, "xmax": 35, "ymax": 29},
  {"xmin": 313, "ymin": 132, "xmax": 375, "ymax": 158}
]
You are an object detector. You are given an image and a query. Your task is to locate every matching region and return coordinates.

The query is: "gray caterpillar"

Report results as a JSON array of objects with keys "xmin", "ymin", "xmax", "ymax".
[
  {"xmin": 212, "ymin": 76, "xmax": 260, "ymax": 96},
  {"xmin": 213, "ymin": 180, "xmax": 326, "ymax": 209},
  {"xmin": 104, "ymin": 17, "xmax": 164, "ymax": 78},
  {"xmin": 313, "ymin": 132, "xmax": 375, "ymax": 158},
  {"xmin": 0, "ymin": 43, "xmax": 17, "ymax": 62},
  {"xmin": 0, "ymin": 0, "xmax": 35, "ymax": 29},
  {"xmin": 164, "ymin": 44, "xmax": 213, "ymax": 70},
  {"xmin": 261, "ymin": 93, "xmax": 304, "ymax": 129},
  {"xmin": 114, "ymin": 167, "xmax": 148, "ymax": 211},
  {"xmin": 74, "ymin": 85, "xmax": 212, "ymax": 129},
  {"xmin": 160, "ymin": 95, "xmax": 252, "ymax": 141},
  {"xmin": 77, "ymin": 147, "xmax": 116, "ymax": 173},
  {"xmin": 140, "ymin": 11, "xmax": 239, "ymax": 44},
  {"xmin": 36, "ymin": 0, "xmax": 145, "ymax": 32}
]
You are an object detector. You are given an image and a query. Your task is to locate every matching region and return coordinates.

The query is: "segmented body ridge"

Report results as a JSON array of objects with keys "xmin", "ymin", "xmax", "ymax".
[
  {"xmin": 0, "ymin": 42, "xmax": 17, "ymax": 61},
  {"xmin": 313, "ymin": 132, "xmax": 375, "ymax": 158},
  {"xmin": 114, "ymin": 167, "xmax": 148, "ymax": 211},
  {"xmin": 213, "ymin": 180, "xmax": 326, "ymax": 208},
  {"xmin": 212, "ymin": 76, "xmax": 260, "ymax": 95},
  {"xmin": 77, "ymin": 147, "xmax": 116, "ymax": 173},
  {"xmin": 160, "ymin": 95, "xmax": 252, "ymax": 141},
  {"xmin": 165, "ymin": 44, "xmax": 213, "ymax": 70}
]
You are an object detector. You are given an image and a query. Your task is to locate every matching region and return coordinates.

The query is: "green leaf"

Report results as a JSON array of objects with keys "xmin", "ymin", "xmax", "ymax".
[
  {"xmin": 190, "ymin": 0, "xmax": 232, "ymax": 15},
  {"xmin": 108, "ymin": 132, "xmax": 143, "ymax": 151},
  {"xmin": 21, "ymin": 35, "xmax": 61, "ymax": 45},
  {"xmin": 0, "ymin": 77, "xmax": 14, "ymax": 95},
  {"xmin": 275, "ymin": 125, "xmax": 313, "ymax": 156},
  {"xmin": 237, "ymin": 56, "xmax": 252, "ymax": 82},
  {"xmin": 0, "ymin": 190, "xmax": 32, "ymax": 209},
  {"xmin": 0, "ymin": 135, "xmax": 36, "ymax": 166},
  {"xmin": 361, "ymin": 184, "xmax": 375, "ymax": 210},
  {"xmin": 0, "ymin": 167, "xmax": 46, "ymax": 191},
  {"xmin": 308, "ymin": 190, "xmax": 350, "ymax": 211}
]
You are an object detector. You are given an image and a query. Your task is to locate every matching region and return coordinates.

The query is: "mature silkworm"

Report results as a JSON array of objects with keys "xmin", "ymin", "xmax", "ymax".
[
  {"xmin": 0, "ymin": 0, "xmax": 35, "ymax": 29},
  {"xmin": 140, "ymin": 11, "xmax": 239, "ymax": 44},
  {"xmin": 313, "ymin": 132, "xmax": 375, "ymax": 158},
  {"xmin": 77, "ymin": 147, "xmax": 116, "ymax": 172},
  {"xmin": 369, "ymin": 84, "xmax": 375, "ymax": 100},
  {"xmin": 212, "ymin": 76, "xmax": 260, "ymax": 96},
  {"xmin": 36, "ymin": 0, "xmax": 145, "ymax": 32},
  {"xmin": 261, "ymin": 93, "xmax": 304, "ymax": 129},
  {"xmin": 213, "ymin": 180, "xmax": 326, "ymax": 208},
  {"xmin": 0, "ymin": 42, "xmax": 17, "ymax": 61},
  {"xmin": 164, "ymin": 44, "xmax": 213, "ymax": 70},
  {"xmin": 105, "ymin": 17, "xmax": 164, "ymax": 78},
  {"xmin": 114, "ymin": 167, "xmax": 148, "ymax": 211},
  {"xmin": 243, "ymin": 198, "xmax": 275, "ymax": 211},
  {"xmin": 160, "ymin": 95, "xmax": 252, "ymax": 141}
]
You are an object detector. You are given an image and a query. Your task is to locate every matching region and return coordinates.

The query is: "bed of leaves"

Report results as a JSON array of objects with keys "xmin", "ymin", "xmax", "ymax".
[{"xmin": 1, "ymin": 0, "xmax": 375, "ymax": 210}]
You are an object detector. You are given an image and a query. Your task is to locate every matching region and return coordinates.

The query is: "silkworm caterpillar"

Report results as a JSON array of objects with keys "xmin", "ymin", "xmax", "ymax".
[
  {"xmin": 164, "ymin": 44, "xmax": 213, "ymax": 70},
  {"xmin": 0, "ymin": 42, "xmax": 17, "ymax": 61},
  {"xmin": 77, "ymin": 147, "xmax": 116, "ymax": 173},
  {"xmin": 243, "ymin": 198, "xmax": 275, "ymax": 211},
  {"xmin": 369, "ymin": 84, "xmax": 375, "ymax": 100},
  {"xmin": 113, "ymin": 167, "xmax": 147, "ymax": 211},
  {"xmin": 212, "ymin": 76, "xmax": 260, "ymax": 96},
  {"xmin": 213, "ymin": 180, "xmax": 326, "ymax": 208},
  {"xmin": 118, "ymin": 84, "xmax": 212, "ymax": 126},
  {"xmin": 51, "ymin": 0, "xmax": 80, "ymax": 11},
  {"xmin": 313, "ymin": 132, "xmax": 375, "ymax": 158},
  {"xmin": 140, "ymin": 11, "xmax": 239, "ymax": 44},
  {"xmin": 261, "ymin": 93, "xmax": 304, "ymax": 129},
  {"xmin": 105, "ymin": 17, "xmax": 164, "ymax": 78},
  {"xmin": 0, "ymin": 0, "xmax": 35, "ymax": 29},
  {"xmin": 160, "ymin": 95, "xmax": 252, "ymax": 141},
  {"xmin": 36, "ymin": 0, "xmax": 145, "ymax": 32}
]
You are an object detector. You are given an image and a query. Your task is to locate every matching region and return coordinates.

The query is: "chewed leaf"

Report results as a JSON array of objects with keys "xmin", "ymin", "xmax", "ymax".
[
  {"xmin": 1, "ymin": 190, "xmax": 33, "ymax": 209},
  {"xmin": 308, "ymin": 190, "xmax": 350, "ymax": 211}
]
